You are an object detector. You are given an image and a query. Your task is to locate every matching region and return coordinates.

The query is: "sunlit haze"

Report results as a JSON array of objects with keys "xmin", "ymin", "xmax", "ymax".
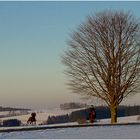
[{"xmin": 0, "ymin": 1, "xmax": 140, "ymax": 109}]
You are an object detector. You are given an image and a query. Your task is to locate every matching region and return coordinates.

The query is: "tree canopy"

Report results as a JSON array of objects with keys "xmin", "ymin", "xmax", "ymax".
[{"xmin": 62, "ymin": 11, "xmax": 140, "ymax": 123}]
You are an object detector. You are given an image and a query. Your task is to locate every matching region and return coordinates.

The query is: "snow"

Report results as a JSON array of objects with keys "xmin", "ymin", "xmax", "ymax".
[
  {"xmin": 0, "ymin": 108, "xmax": 77, "ymax": 125},
  {"xmin": 1, "ymin": 107, "xmax": 138, "ymax": 125},
  {"xmin": 1, "ymin": 108, "xmax": 85, "ymax": 123},
  {"xmin": 0, "ymin": 124, "xmax": 140, "ymax": 139},
  {"xmin": 0, "ymin": 108, "xmax": 140, "ymax": 139},
  {"xmin": 95, "ymin": 115, "xmax": 140, "ymax": 124},
  {"xmin": 0, "ymin": 111, "xmax": 10, "ymax": 116},
  {"xmin": 0, "ymin": 115, "xmax": 140, "ymax": 139}
]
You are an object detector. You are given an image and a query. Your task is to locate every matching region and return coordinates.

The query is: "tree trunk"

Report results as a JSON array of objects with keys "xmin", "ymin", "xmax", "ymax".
[{"xmin": 110, "ymin": 106, "xmax": 117, "ymax": 123}]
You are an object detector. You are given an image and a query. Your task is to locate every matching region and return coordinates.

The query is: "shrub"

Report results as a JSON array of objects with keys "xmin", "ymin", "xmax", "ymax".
[
  {"xmin": 3, "ymin": 119, "xmax": 21, "ymax": 127},
  {"xmin": 69, "ymin": 109, "xmax": 89, "ymax": 122},
  {"xmin": 77, "ymin": 118, "xmax": 87, "ymax": 124},
  {"xmin": 137, "ymin": 115, "xmax": 140, "ymax": 121},
  {"xmin": 0, "ymin": 119, "xmax": 2, "ymax": 126},
  {"xmin": 47, "ymin": 114, "xmax": 70, "ymax": 124}
]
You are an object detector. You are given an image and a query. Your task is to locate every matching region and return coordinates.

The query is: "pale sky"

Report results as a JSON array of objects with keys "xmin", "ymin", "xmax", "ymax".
[{"xmin": 0, "ymin": 1, "xmax": 140, "ymax": 109}]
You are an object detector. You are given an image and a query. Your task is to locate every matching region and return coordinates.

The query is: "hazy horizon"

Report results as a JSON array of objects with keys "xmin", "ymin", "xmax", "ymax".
[{"xmin": 0, "ymin": 1, "xmax": 140, "ymax": 110}]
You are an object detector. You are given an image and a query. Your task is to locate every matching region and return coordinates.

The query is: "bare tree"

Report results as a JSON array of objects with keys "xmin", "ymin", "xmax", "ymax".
[{"xmin": 62, "ymin": 11, "xmax": 140, "ymax": 123}]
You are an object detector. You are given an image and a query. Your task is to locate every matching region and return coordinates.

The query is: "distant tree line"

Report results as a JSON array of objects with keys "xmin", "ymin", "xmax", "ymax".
[
  {"xmin": 0, "ymin": 106, "xmax": 30, "ymax": 112},
  {"xmin": 46, "ymin": 105, "xmax": 140, "ymax": 124},
  {"xmin": 60, "ymin": 102, "xmax": 87, "ymax": 110},
  {"xmin": 0, "ymin": 110, "xmax": 30, "ymax": 119},
  {"xmin": 46, "ymin": 114, "xmax": 70, "ymax": 124}
]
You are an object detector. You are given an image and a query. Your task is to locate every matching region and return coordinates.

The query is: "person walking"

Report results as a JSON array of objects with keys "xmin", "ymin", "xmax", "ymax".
[{"xmin": 89, "ymin": 105, "xmax": 96, "ymax": 123}]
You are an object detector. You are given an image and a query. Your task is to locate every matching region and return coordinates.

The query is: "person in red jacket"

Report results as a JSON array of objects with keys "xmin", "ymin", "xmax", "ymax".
[{"xmin": 89, "ymin": 105, "xmax": 96, "ymax": 123}]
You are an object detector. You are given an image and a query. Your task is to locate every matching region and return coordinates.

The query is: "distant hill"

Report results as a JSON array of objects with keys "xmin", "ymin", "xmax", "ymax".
[
  {"xmin": 0, "ymin": 106, "xmax": 30, "ymax": 112},
  {"xmin": 60, "ymin": 102, "xmax": 87, "ymax": 110}
]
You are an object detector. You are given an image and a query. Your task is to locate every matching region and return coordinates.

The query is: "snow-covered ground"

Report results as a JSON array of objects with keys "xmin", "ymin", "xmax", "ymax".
[
  {"xmin": 0, "ymin": 115, "xmax": 140, "ymax": 139},
  {"xmin": 0, "ymin": 123, "xmax": 140, "ymax": 139},
  {"xmin": 1, "ymin": 108, "xmax": 139, "ymax": 125},
  {"xmin": 0, "ymin": 122, "xmax": 140, "ymax": 139},
  {"xmin": 0, "ymin": 108, "xmax": 80, "ymax": 125}
]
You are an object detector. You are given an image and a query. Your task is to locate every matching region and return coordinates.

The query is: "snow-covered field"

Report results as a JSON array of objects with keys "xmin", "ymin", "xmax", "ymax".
[
  {"xmin": 0, "ymin": 108, "xmax": 80, "ymax": 125},
  {"xmin": 0, "ymin": 114, "xmax": 140, "ymax": 139},
  {"xmin": 0, "ymin": 123, "xmax": 140, "ymax": 139},
  {"xmin": 0, "ymin": 108, "xmax": 140, "ymax": 139}
]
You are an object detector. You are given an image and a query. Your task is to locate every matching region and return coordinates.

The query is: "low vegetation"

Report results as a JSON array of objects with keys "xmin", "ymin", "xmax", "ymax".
[{"xmin": 2, "ymin": 119, "xmax": 22, "ymax": 127}]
